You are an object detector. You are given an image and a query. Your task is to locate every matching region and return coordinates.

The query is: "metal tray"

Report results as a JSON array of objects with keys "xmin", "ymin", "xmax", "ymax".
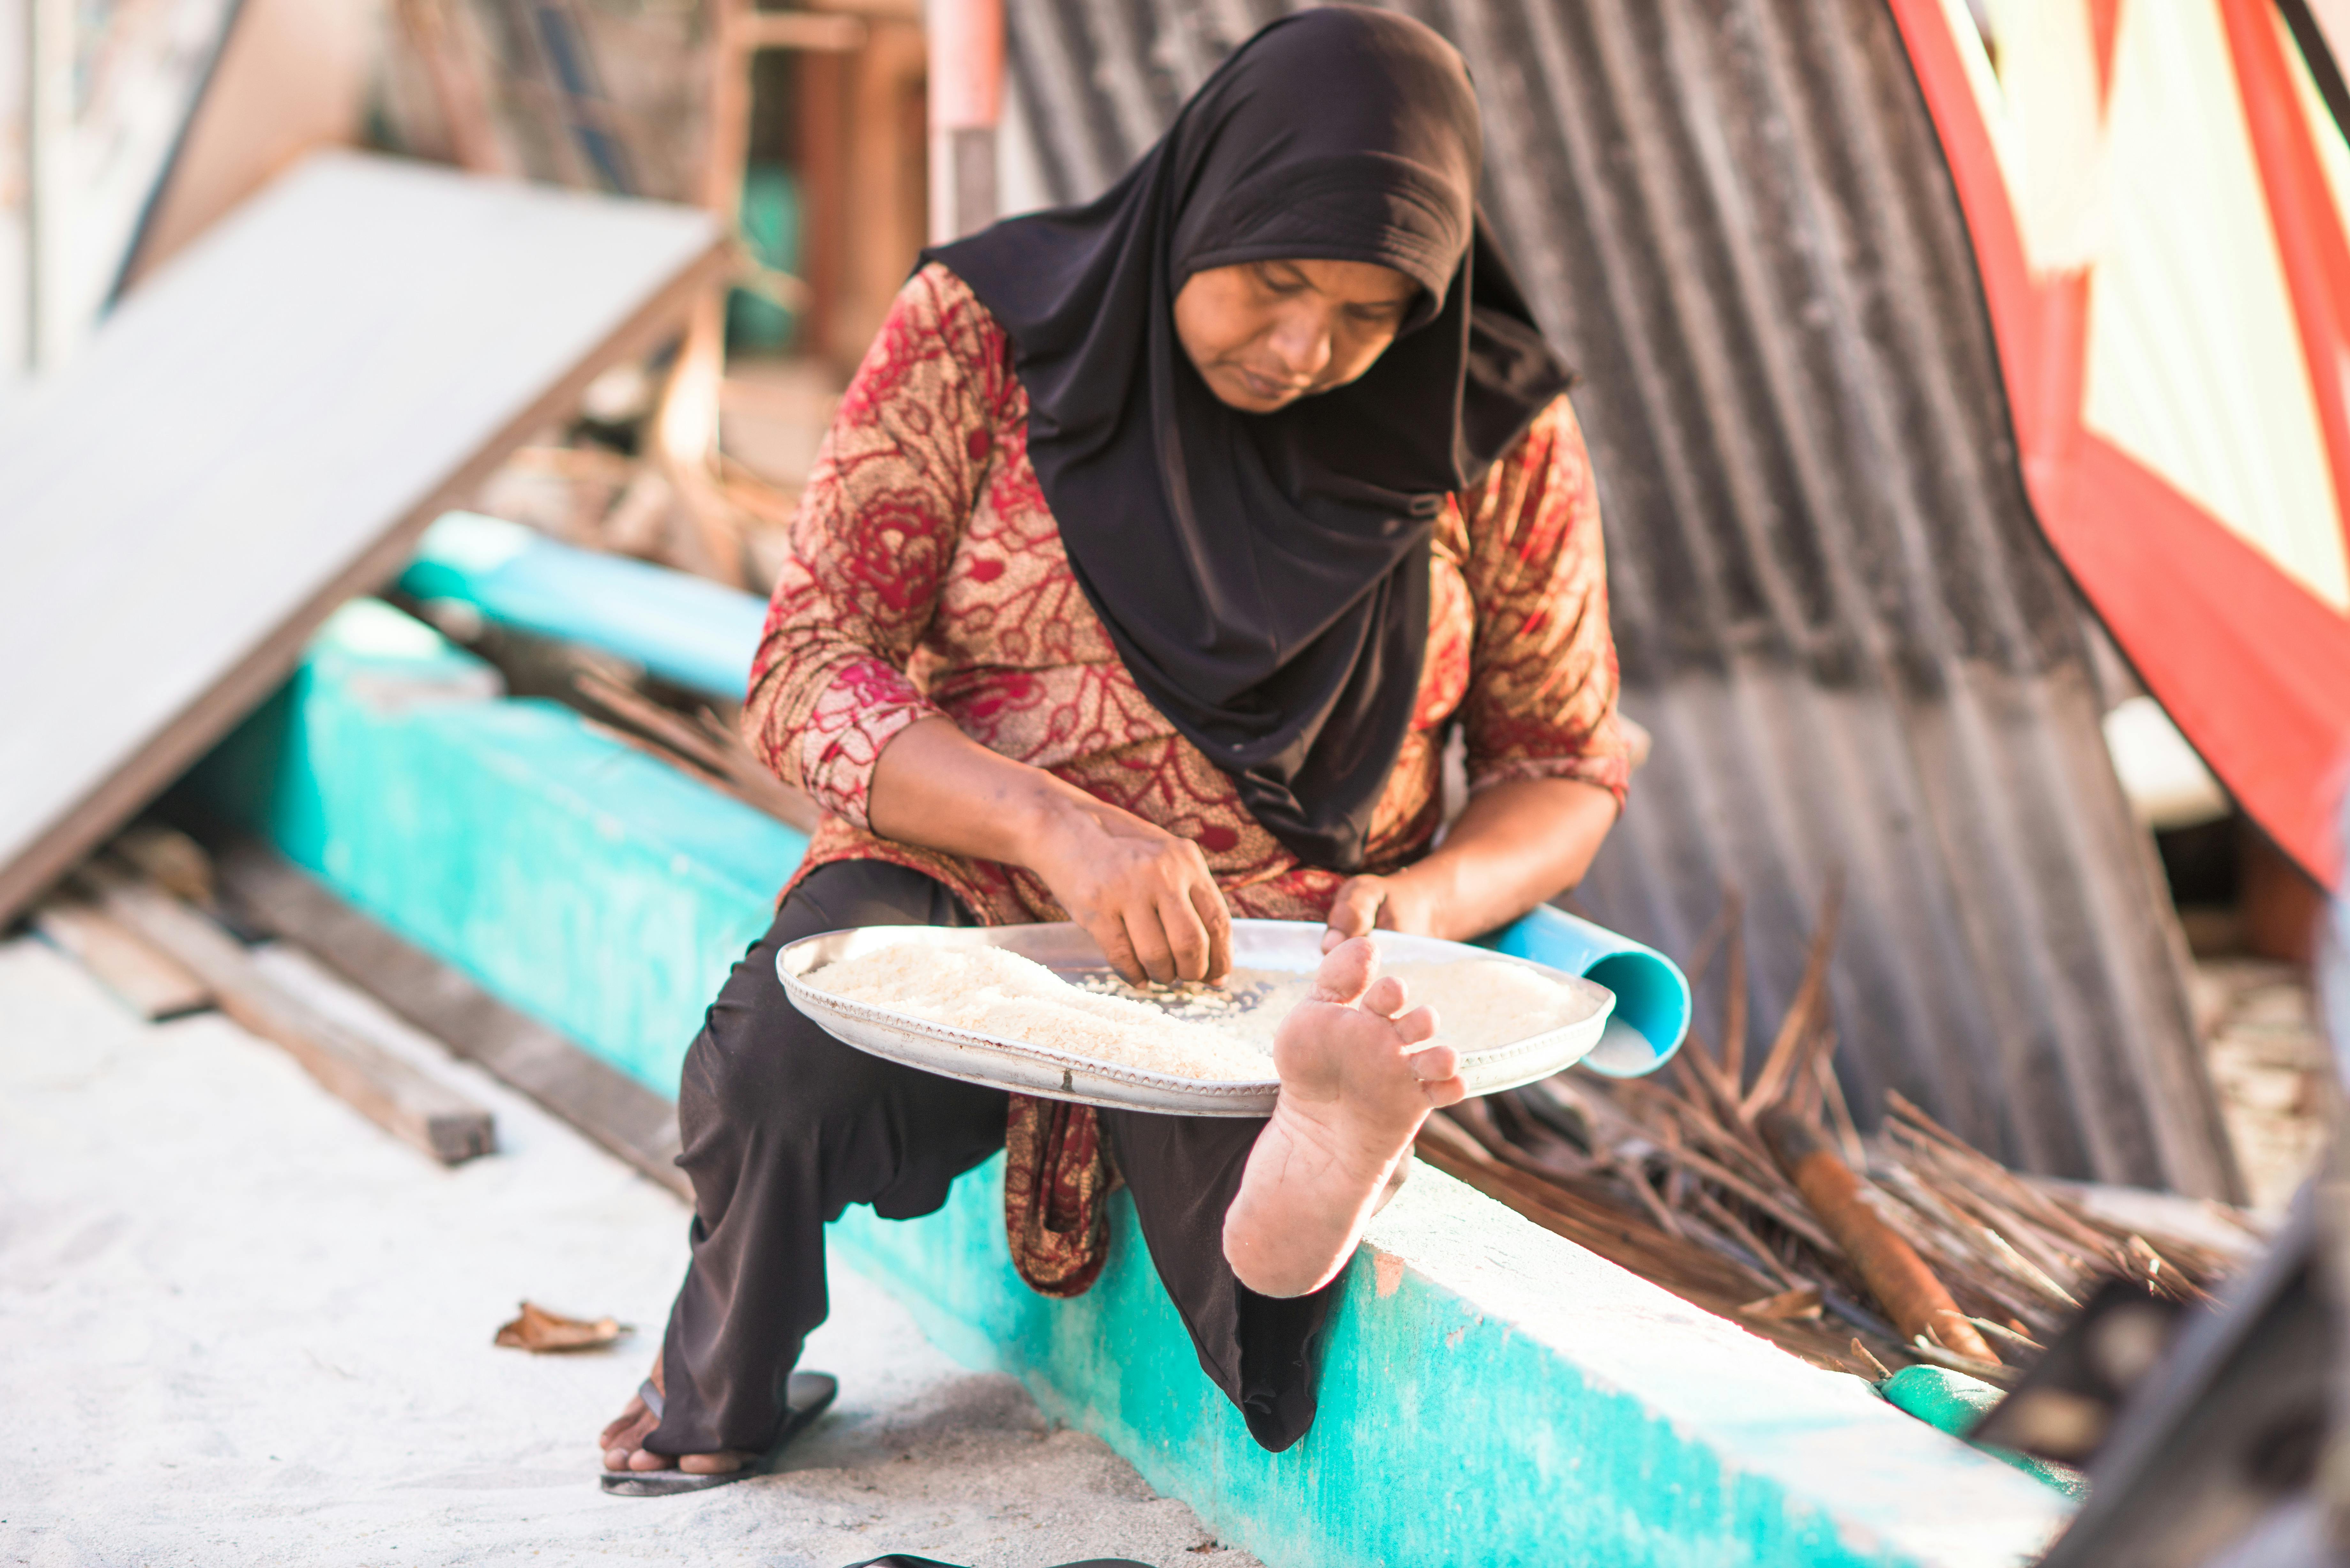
[{"xmin": 776, "ymin": 919, "xmax": 1617, "ymax": 1117}]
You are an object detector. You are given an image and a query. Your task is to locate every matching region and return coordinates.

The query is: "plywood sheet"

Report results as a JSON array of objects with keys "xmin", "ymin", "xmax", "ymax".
[{"xmin": 0, "ymin": 151, "xmax": 724, "ymax": 923}]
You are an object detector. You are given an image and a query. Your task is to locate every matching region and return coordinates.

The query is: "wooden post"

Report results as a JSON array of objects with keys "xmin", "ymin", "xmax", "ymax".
[
  {"xmin": 840, "ymin": 17, "xmax": 927, "ymax": 360},
  {"xmin": 926, "ymin": 0, "xmax": 1002, "ymax": 243},
  {"xmin": 76, "ymin": 856, "xmax": 497, "ymax": 1165},
  {"xmin": 393, "ymin": 0, "xmax": 510, "ymax": 175},
  {"xmin": 34, "ymin": 888, "xmax": 214, "ymax": 1022},
  {"xmin": 212, "ymin": 835, "xmax": 687, "ymax": 1198},
  {"xmin": 654, "ymin": 0, "xmax": 871, "ymax": 581}
]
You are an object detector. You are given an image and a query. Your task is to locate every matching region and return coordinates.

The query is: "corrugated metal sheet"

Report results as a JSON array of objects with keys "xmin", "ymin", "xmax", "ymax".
[{"xmin": 997, "ymin": 0, "xmax": 2242, "ymax": 1197}]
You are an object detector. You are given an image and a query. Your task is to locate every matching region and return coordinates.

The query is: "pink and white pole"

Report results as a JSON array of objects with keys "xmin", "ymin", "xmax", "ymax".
[{"xmin": 927, "ymin": 0, "xmax": 1004, "ymax": 242}]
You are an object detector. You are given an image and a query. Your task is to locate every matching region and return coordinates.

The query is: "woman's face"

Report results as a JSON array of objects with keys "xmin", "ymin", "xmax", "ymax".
[{"xmin": 1173, "ymin": 258, "xmax": 1419, "ymax": 413}]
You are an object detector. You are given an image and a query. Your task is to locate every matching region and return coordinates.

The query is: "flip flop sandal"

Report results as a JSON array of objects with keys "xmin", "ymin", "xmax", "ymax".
[{"xmin": 600, "ymin": 1369, "xmax": 838, "ymax": 1496}]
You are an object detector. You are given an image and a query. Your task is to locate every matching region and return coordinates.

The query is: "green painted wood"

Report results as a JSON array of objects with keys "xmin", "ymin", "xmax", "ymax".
[{"xmin": 185, "ymin": 597, "xmax": 2073, "ymax": 1568}]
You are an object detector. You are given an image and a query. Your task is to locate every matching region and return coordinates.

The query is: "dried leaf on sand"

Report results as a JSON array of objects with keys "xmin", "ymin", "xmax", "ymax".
[{"xmin": 494, "ymin": 1300, "xmax": 630, "ymax": 1353}]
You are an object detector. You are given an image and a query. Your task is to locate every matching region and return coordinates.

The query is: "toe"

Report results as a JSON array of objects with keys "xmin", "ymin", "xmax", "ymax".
[
  {"xmin": 1311, "ymin": 936, "xmax": 1378, "ymax": 1003},
  {"xmin": 628, "ymin": 1445, "xmax": 678, "ymax": 1472},
  {"xmin": 597, "ymin": 1397, "xmax": 647, "ymax": 1451},
  {"xmin": 603, "ymin": 1409, "xmax": 656, "ymax": 1470},
  {"xmin": 678, "ymin": 1451, "xmax": 748, "ymax": 1475},
  {"xmin": 1406, "ymin": 1041, "xmax": 1459, "ymax": 1081}
]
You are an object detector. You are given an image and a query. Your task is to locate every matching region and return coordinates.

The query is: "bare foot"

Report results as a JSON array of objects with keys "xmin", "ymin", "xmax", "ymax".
[
  {"xmin": 1220, "ymin": 936, "xmax": 1466, "ymax": 1298},
  {"xmin": 598, "ymin": 1353, "xmax": 756, "ymax": 1475}
]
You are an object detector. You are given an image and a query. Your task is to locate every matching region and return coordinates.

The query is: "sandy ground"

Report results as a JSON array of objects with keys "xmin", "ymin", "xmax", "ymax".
[{"xmin": 0, "ymin": 934, "xmax": 1257, "ymax": 1568}]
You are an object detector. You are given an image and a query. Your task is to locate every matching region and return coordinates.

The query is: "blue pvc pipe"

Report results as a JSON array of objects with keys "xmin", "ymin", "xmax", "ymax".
[
  {"xmin": 1481, "ymin": 904, "xmax": 1691, "ymax": 1077},
  {"xmin": 400, "ymin": 511, "xmax": 767, "ymax": 700}
]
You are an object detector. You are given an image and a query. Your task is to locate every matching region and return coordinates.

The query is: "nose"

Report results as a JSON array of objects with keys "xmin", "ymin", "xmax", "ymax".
[{"xmin": 1265, "ymin": 302, "xmax": 1334, "ymax": 383}]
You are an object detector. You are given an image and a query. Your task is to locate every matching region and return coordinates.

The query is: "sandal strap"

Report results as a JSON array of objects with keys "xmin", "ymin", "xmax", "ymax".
[{"xmin": 637, "ymin": 1377, "xmax": 664, "ymax": 1422}]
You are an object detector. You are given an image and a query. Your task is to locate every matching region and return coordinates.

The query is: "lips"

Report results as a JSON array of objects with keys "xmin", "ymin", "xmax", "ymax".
[{"xmin": 1236, "ymin": 367, "xmax": 1309, "ymax": 402}]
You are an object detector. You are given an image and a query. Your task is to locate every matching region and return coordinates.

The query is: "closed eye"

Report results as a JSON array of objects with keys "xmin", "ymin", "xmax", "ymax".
[{"xmin": 1253, "ymin": 261, "xmax": 1310, "ymax": 295}]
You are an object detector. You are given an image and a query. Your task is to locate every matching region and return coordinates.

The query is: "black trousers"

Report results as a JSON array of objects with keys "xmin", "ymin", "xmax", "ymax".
[{"xmin": 650, "ymin": 859, "xmax": 1338, "ymax": 1458}]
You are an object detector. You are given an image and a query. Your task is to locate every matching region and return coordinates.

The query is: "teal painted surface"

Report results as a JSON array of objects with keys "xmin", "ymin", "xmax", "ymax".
[
  {"xmin": 401, "ymin": 512, "xmax": 768, "ymax": 700},
  {"xmin": 1878, "ymin": 1368, "xmax": 2089, "ymax": 1500},
  {"xmin": 187, "ymin": 600, "xmax": 805, "ymax": 1092},
  {"xmin": 728, "ymin": 162, "xmax": 802, "ymax": 351},
  {"xmin": 834, "ymin": 1158, "xmax": 2060, "ymax": 1568}
]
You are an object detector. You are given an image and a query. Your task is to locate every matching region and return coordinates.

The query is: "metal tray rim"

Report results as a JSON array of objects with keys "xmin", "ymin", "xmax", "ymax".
[{"xmin": 775, "ymin": 920, "xmax": 1616, "ymax": 1116}]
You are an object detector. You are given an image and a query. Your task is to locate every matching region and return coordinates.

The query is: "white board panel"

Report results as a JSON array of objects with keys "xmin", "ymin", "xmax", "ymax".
[{"xmin": 0, "ymin": 150, "xmax": 722, "ymax": 919}]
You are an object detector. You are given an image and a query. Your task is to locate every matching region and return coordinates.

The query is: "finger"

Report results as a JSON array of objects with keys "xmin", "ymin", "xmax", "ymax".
[
  {"xmin": 1362, "ymin": 975, "xmax": 1411, "ymax": 1018},
  {"xmin": 1391, "ymin": 1003, "xmax": 1438, "ymax": 1047},
  {"xmin": 1159, "ymin": 890, "xmax": 1213, "ymax": 983},
  {"xmin": 1187, "ymin": 863, "xmax": 1234, "ymax": 983},
  {"xmin": 1329, "ymin": 880, "xmax": 1381, "ymax": 937},
  {"xmin": 1125, "ymin": 906, "xmax": 1179, "ymax": 984},
  {"xmin": 1312, "ymin": 934, "xmax": 1377, "ymax": 1003},
  {"xmin": 1321, "ymin": 879, "xmax": 1382, "ymax": 952},
  {"xmin": 1092, "ymin": 915, "xmax": 1147, "ymax": 984},
  {"xmin": 1404, "ymin": 1040, "xmax": 1457, "ymax": 1081}
]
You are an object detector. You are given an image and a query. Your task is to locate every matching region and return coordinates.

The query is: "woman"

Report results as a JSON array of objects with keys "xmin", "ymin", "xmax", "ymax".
[{"xmin": 600, "ymin": 5, "xmax": 1629, "ymax": 1489}]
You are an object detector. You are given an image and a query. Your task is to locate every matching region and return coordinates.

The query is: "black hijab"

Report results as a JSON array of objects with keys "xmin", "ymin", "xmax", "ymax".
[{"xmin": 926, "ymin": 6, "xmax": 1572, "ymax": 871}]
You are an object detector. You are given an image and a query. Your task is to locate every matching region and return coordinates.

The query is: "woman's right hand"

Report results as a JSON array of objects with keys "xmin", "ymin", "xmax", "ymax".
[
  {"xmin": 869, "ymin": 716, "xmax": 1232, "ymax": 984},
  {"xmin": 1019, "ymin": 795, "xmax": 1233, "ymax": 985}
]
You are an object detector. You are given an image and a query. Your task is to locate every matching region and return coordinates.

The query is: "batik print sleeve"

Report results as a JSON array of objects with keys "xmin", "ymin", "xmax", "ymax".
[
  {"xmin": 743, "ymin": 265, "xmax": 1009, "ymax": 827},
  {"xmin": 1456, "ymin": 395, "xmax": 1634, "ymax": 805}
]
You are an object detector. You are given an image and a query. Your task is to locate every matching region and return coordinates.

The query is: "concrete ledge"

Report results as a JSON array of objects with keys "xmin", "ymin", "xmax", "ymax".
[{"xmin": 187, "ymin": 600, "xmax": 2071, "ymax": 1567}]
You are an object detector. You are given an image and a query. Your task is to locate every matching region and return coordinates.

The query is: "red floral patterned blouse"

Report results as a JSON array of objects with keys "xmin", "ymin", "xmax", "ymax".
[{"xmin": 745, "ymin": 263, "xmax": 1629, "ymax": 924}]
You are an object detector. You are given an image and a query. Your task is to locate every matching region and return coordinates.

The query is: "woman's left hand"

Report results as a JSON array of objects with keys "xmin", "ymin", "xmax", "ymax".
[
  {"xmin": 1320, "ymin": 872, "xmax": 1443, "ymax": 951},
  {"xmin": 1317, "ymin": 777, "xmax": 1620, "ymax": 954}
]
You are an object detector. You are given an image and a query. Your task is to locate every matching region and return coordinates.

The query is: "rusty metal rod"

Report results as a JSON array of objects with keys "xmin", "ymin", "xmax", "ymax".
[{"xmin": 1757, "ymin": 1106, "xmax": 2001, "ymax": 1366}]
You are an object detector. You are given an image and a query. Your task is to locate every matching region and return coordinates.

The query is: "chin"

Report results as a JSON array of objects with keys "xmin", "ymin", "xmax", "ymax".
[{"xmin": 1217, "ymin": 378, "xmax": 1305, "ymax": 414}]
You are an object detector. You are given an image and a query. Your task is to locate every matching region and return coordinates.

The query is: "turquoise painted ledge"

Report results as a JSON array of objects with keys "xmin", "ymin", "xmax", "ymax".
[
  {"xmin": 187, "ymin": 599, "xmax": 806, "ymax": 1093},
  {"xmin": 836, "ymin": 1163, "xmax": 2067, "ymax": 1568},
  {"xmin": 186, "ymin": 600, "xmax": 2069, "ymax": 1568}
]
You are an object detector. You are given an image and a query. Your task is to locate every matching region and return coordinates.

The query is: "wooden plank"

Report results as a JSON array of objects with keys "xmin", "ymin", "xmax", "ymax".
[
  {"xmin": 0, "ymin": 151, "xmax": 725, "ymax": 926},
  {"xmin": 207, "ymin": 833, "xmax": 686, "ymax": 1197},
  {"xmin": 75, "ymin": 856, "xmax": 497, "ymax": 1165},
  {"xmin": 31, "ymin": 888, "xmax": 215, "ymax": 1021}
]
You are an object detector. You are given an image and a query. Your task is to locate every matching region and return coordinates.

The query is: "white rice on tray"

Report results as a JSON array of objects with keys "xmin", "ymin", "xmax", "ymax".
[
  {"xmin": 804, "ymin": 944, "xmax": 1276, "ymax": 1081},
  {"xmin": 803, "ymin": 940, "xmax": 1591, "ymax": 1083}
]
